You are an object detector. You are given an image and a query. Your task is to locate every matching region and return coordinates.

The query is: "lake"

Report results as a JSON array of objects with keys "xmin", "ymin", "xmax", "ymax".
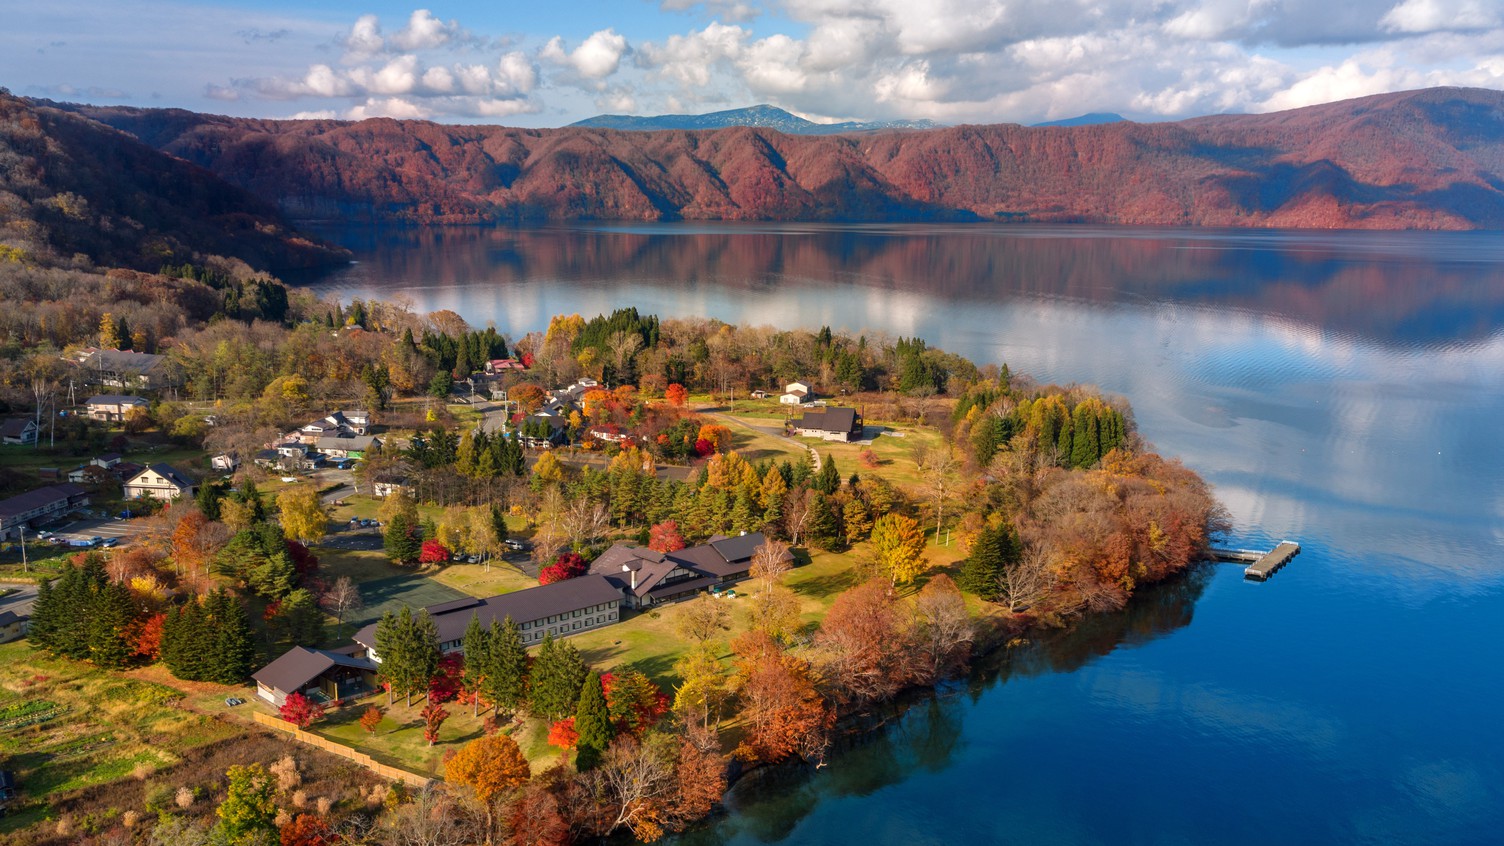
[{"xmin": 297, "ymin": 222, "xmax": 1504, "ymax": 844}]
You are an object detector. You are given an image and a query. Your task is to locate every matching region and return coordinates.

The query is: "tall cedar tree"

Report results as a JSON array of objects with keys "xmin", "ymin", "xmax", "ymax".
[
  {"xmin": 529, "ymin": 633, "xmax": 588, "ymax": 721},
  {"xmin": 482, "ymin": 617, "xmax": 529, "ymax": 716},
  {"xmin": 573, "ymin": 672, "xmax": 614, "ymax": 771},
  {"xmin": 375, "ymin": 607, "xmax": 441, "ymax": 706},
  {"xmin": 384, "ymin": 511, "xmax": 423, "ymax": 564},
  {"xmin": 462, "ymin": 613, "xmax": 488, "ymax": 716},
  {"xmin": 208, "ymin": 589, "xmax": 256, "ymax": 684},
  {"xmin": 814, "ymin": 453, "xmax": 841, "ymax": 495},
  {"xmin": 957, "ymin": 522, "xmax": 1021, "ymax": 600}
]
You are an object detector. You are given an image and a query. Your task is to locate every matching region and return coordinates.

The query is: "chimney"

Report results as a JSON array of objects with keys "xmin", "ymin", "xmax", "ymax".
[{"xmin": 622, "ymin": 563, "xmax": 636, "ymax": 591}]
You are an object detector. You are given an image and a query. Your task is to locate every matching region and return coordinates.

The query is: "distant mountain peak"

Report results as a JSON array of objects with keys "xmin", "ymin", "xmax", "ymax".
[
  {"xmin": 569, "ymin": 104, "xmax": 941, "ymax": 135},
  {"xmin": 1032, "ymin": 112, "xmax": 1128, "ymax": 128}
]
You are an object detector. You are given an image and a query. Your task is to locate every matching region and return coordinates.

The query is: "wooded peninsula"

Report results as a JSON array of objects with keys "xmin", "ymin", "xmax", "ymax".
[{"xmin": 0, "ymin": 94, "xmax": 1224, "ymax": 843}]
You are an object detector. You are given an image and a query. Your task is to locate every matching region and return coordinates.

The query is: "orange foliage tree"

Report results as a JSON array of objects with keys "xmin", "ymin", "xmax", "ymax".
[
  {"xmin": 547, "ymin": 717, "xmax": 579, "ymax": 749},
  {"xmin": 815, "ymin": 579, "xmax": 915, "ymax": 708},
  {"xmin": 279, "ymin": 813, "xmax": 338, "ymax": 846},
  {"xmin": 359, "ymin": 705, "xmax": 382, "ymax": 735},
  {"xmin": 663, "ymin": 383, "xmax": 688, "ymax": 407},
  {"xmin": 729, "ymin": 631, "xmax": 832, "ymax": 765},
  {"xmin": 446, "ymin": 734, "xmax": 532, "ymax": 830}
]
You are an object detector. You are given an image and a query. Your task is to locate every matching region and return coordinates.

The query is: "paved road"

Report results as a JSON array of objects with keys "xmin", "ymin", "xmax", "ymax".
[{"xmin": 49, "ymin": 517, "xmax": 147, "ymax": 544}]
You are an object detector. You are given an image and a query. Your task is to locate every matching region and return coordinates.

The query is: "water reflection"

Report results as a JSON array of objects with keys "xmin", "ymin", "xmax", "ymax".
[
  {"xmin": 293, "ymin": 223, "xmax": 1504, "ymax": 347},
  {"xmin": 672, "ymin": 568, "xmax": 1213, "ymax": 846}
]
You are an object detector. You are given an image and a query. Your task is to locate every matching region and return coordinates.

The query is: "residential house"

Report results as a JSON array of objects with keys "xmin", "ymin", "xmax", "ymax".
[
  {"xmin": 73, "ymin": 348, "xmax": 183, "ymax": 391},
  {"xmin": 792, "ymin": 407, "xmax": 865, "ymax": 442},
  {"xmin": 0, "ymin": 484, "xmax": 90, "ymax": 540},
  {"xmin": 371, "ymin": 473, "xmax": 409, "ymax": 498},
  {"xmin": 66, "ymin": 458, "xmax": 121, "ymax": 484},
  {"xmin": 296, "ymin": 410, "xmax": 370, "ymax": 444},
  {"xmin": 485, "ymin": 358, "xmax": 528, "ymax": 373},
  {"xmin": 520, "ymin": 413, "xmax": 568, "ymax": 449},
  {"xmin": 0, "ymin": 610, "xmax": 28, "ymax": 644},
  {"xmin": 780, "ymin": 381, "xmax": 814, "ymax": 405},
  {"xmin": 314, "ymin": 435, "xmax": 381, "ymax": 460},
  {"xmin": 252, "ymin": 646, "xmax": 378, "ymax": 707},
  {"xmin": 590, "ymin": 531, "xmax": 790, "ymax": 609},
  {"xmin": 352, "ymin": 576, "xmax": 623, "ymax": 658},
  {"xmin": 0, "ymin": 419, "xmax": 38, "ymax": 446},
  {"xmin": 123, "ymin": 463, "xmax": 194, "ymax": 501},
  {"xmin": 84, "ymin": 395, "xmax": 149, "ymax": 423}
]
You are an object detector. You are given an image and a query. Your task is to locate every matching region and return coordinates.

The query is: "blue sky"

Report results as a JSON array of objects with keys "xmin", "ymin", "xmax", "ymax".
[{"xmin": 4, "ymin": 1, "xmax": 1504, "ymax": 126}]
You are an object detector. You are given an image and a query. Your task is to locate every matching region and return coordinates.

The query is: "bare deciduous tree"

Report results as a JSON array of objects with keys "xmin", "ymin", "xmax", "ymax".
[{"xmin": 319, "ymin": 576, "xmax": 364, "ymax": 631}]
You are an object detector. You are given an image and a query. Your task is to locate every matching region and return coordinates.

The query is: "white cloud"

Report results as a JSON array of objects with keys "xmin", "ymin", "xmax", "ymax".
[
  {"xmin": 1381, "ymin": 0, "xmax": 1502, "ymax": 34},
  {"xmin": 391, "ymin": 9, "xmax": 460, "ymax": 51},
  {"xmin": 222, "ymin": 11, "xmax": 538, "ymax": 121},
  {"xmin": 496, "ymin": 51, "xmax": 538, "ymax": 95},
  {"xmin": 343, "ymin": 14, "xmax": 384, "ymax": 62},
  {"xmin": 347, "ymin": 96, "xmax": 429, "ymax": 120},
  {"xmin": 542, "ymin": 29, "xmax": 630, "ymax": 81},
  {"xmin": 287, "ymin": 109, "xmax": 338, "ymax": 120}
]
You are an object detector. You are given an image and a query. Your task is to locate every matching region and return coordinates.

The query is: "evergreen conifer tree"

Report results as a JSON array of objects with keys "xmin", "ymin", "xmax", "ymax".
[
  {"xmin": 573, "ymin": 672, "xmax": 614, "ymax": 771},
  {"xmin": 530, "ymin": 634, "xmax": 587, "ymax": 721},
  {"xmin": 463, "ymin": 613, "xmax": 489, "ymax": 716},
  {"xmin": 484, "ymin": 617, "xmax": 529, "ymax": 716},
  {"xmin": 87, "ymin": 581, "xmax": 136, "ymax": 668},
  {"xmin": 814, "ymin": 454, "xmax": 841, "ymax": 495},
  {"xmin": 209, "ymin": 590, "xmax": 257, "ymax": 684}
]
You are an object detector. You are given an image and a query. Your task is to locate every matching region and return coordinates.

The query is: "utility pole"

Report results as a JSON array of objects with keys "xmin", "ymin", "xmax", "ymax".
[{"xmin": 19, "ymin": 527, "xmax": 27, "ymax": 574}]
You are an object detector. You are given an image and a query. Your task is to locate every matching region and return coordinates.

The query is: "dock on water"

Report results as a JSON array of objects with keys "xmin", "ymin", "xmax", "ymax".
[{"xmin": 1209, "ymin": 541, "xmax": 1301, "ymax": 581}]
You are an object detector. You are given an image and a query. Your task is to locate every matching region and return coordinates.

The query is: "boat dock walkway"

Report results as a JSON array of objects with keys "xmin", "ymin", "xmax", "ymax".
[{"xmin": 1209, "ymin": 541, "xmax": 1301, "ymax": 581}]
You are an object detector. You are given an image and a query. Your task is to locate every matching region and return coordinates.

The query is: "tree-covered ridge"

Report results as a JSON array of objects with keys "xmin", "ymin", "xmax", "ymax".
[{"xmin": 0, "ymin": 91, "xmax": 345, "ymax": 273}]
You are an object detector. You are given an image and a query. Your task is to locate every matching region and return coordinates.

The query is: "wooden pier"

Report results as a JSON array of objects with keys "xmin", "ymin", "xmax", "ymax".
[{"xmin": 1209, "ymin": 541, "xmax": 1301, "ymax": 581}]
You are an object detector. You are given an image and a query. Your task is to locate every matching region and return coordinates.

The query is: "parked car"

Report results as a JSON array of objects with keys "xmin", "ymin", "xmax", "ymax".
[
  {"xmin": 503, "ymin": 539, "xmax": 529, "ymax": 551},
  {"xmin": 100, "ymin": 538, "xmax": 119, "ymax": 547}
]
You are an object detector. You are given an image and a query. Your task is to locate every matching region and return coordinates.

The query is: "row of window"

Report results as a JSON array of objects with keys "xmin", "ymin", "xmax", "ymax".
[{"xmin": 521, "ymin": 611, "xmax": 618, "ymax": 642}]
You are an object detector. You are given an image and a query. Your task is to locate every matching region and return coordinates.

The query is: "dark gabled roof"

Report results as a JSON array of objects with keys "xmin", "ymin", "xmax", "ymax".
[
  {"xmin": 0, "ymin": 610, "xmax": 24, "ymax": 627},
  {"xmin": 352, "ymin": 575, "xmax": 623, "ymax": 649},
  {"xmin": 85, "ymin": 394, "xmax": 148, "ymax": 406},
  {"xmin": 252, "ymin": 646, "xmax": 375, "ymax": 693},
  {"xmin": 132, "ymin": 463, "xmax": 193, "ymax": 490},
  {"xmin": 78, "ymin": 349, "xmax": 172, "ymax": 375},
  {"xmin": 0, "ymin": 419, "xmax": 36, "ymax": 437},
  {"xmin": 796, "ymin": 407, "xmax": 860, "ymax": 434},
  {"xmin": 709, "ymin": 532, "xmax": 774, "ymax": 565},
  {"xmin": 0, "ymin": 484, "xmax": 89, "ymax": 520}
]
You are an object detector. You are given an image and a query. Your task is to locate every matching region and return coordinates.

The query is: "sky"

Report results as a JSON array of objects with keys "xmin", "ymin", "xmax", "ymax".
[{"xmin": 4, "ymin": 0, "xmax": 1504, "ymax": 126}]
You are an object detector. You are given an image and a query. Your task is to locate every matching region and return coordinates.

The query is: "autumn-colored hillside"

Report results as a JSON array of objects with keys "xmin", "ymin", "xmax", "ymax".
[
  {"xmin": 0, "ymin": 93, "xmax": 347, "ymax": 272},
  {"xmin": 53, "ymin": 87, "xmax": 1504, "ymax": 229}
]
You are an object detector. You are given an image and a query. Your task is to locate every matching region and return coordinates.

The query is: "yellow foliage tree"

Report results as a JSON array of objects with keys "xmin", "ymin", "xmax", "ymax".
[
  {"xmin": 869, "ymin": 513, "xmax": 929, "ymax": 585},
  {"xmin": 533, "ymin": 451, "xmax": 564, "ymax": 483},
  {"xmin": 277, "ymin": 485, "xmax": 329, "ymax": 545}
]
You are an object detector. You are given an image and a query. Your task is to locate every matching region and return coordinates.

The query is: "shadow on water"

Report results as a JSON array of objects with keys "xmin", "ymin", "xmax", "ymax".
[{"xmin": 669, "ymin": 564, "xmax": 1214, "ymax": 845}]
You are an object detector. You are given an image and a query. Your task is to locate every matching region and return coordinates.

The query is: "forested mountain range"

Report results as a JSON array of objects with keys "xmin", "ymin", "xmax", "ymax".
[
  {"xmin": 0, "ymin": 91, "xmax": 345, "ymax": 273},
  {"xmin": 27, "ymin": 86, "xmax": 1504, "ymax": 230}
]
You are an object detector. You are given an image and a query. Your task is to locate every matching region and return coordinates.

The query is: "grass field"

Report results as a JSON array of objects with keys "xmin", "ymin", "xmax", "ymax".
[{"xmin": 0, "ymin": 642, "xmax": 241, "ymax": 833}]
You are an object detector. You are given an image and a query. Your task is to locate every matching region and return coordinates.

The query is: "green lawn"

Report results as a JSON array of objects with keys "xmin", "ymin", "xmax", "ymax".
[
  {"xmin": 427, "ymin": 560, "xmax": 536, "ymax": 598},
  {"xmin": 312, "ymin": 694, "xmax": 566, "ymax": 777}
]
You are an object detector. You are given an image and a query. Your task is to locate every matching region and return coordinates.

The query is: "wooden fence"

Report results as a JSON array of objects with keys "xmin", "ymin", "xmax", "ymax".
[{"xmin": 252, "ymin": 711, "xmax": 435, "ymax": 789}]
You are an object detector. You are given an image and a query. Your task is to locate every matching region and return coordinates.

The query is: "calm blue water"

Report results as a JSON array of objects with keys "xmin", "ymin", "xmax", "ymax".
[{"xmin": 298, "ymin": 223, "xmax": 1504, "ymax": 844}]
